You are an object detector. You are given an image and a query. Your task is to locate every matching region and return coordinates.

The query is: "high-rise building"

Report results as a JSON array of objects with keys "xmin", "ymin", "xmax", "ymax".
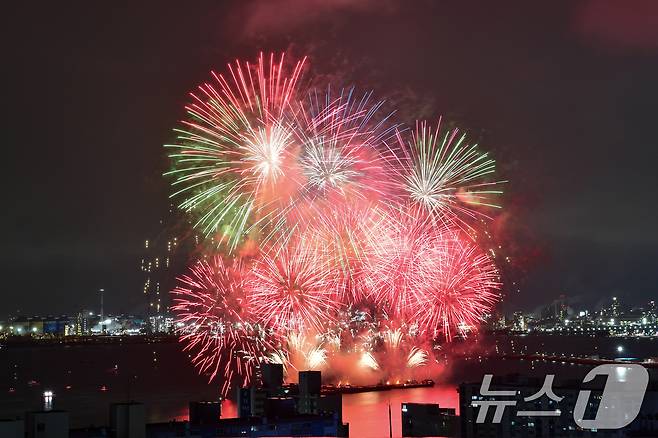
[{"xmin": 512, "ymin": 311, "xmax": 526, "ymax": 332}]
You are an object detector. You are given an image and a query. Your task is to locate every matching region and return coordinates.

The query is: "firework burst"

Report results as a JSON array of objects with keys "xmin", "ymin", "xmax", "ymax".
[
  {"xmin": 165, "ymin": 52, "xmax": 510, "ymax": 393},
  {"xmin": 165, "ymin": 53, "xmax": 306, "ymax": 252},
  {"xmin": 363, "ymin": 208, "xmax": 444, "ymax": 316},
  {"xmin": 171, "ymin": 256, "xmax": 269, "ymax": 396},
  {"xmin": 247, "ymin": 239, "xmax": 342, "ymax": 333},
  {"xmin": 304, "ymin": 204, "xmax": 387, "ymax": 302},
  {"xmin": 392, "ymin": 119, "xmax": 505, "ymax": 229},
  {"xmin": 292, "ymin": 88, "xmax": 397, "ymax": 204},
  {"xmin": 410, "ymin": 233, "xmax": 501, "ymax": 341}
]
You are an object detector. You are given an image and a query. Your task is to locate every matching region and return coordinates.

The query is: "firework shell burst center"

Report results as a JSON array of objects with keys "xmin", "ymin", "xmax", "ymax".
[{"xmin": 165, "ymin": 53, "xmax": 505, "ymax": 395}]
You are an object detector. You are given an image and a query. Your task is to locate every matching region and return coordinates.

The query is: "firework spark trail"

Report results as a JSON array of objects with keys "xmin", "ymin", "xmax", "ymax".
[
  {"xmin": 359, "ymin": 351, "xmax": 380, "ymax": 370},
  {"xmin": 390, "ymin": 119, "xmax": 505, "ymax": 230},
  {"xmin": 267, "ymin": 333, "xmax": 328, "ymax": 373},
  {"xmin": 358, "ymin": 327, "xmax": 431, "ymax": 376},
  {"xmin": 171, "ymin": 256, "xmax": 270, "ymax": 396},
  {"xmin": 165, "ymin": 53, "xmax": 307, "ymax": 252},
  {"xmin": 406, "ymin": 347, "xmax": 429, "ymax": 368}
]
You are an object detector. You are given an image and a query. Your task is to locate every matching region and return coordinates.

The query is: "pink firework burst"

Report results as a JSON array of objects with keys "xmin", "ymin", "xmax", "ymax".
[
  {"xmin": 171, "ymin": 256, "xmax": 270, "ymax": 396},
  {"xmin": 363, "ymin": 208, "xmax": 444, "ymax": 317},
  {"xmin": 247, "ymin": 239, "xmax": 342, "ymax": 333},
  {"xmin": 290, "ymin": 88, "xmax": 397, "ymax": 205},
  {"xmin": 410, "ymin": 232, "xmax": 501, "ymax": 341},
  {"xmin": 304, "ymin": 203, "xmax": 388, "ymax": 303}
]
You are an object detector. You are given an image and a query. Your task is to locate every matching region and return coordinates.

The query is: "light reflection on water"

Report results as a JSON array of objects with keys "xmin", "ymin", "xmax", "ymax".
[{"xmin": 342, "ymin": 386, "xmax": 459, "ymax": 438}]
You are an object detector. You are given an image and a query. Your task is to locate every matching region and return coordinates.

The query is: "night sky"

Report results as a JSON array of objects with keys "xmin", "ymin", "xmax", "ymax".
[{"xmin": 3, "ymin": 1, "xmax": 658, "ymax": 317}]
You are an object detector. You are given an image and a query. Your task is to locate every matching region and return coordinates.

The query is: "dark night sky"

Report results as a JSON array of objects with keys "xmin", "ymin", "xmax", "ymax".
[{"xmin": 2, "ymin": 1, "xmax": 658, "ymax": 317}]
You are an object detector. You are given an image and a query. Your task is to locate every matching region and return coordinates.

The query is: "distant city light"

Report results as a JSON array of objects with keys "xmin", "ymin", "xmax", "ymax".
[
  {"xmin": 616, "ymin": 345, "xmax": 624, "ymax": 353},
  {"xmin": 43, "ymin": 390, "xmax": 54, "ymax": 411}
]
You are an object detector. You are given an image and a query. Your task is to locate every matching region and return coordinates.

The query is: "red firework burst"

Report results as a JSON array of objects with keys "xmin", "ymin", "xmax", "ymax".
[{"xmin": 171, "ymin": 256, "xmax": 269, "ymax": 396}]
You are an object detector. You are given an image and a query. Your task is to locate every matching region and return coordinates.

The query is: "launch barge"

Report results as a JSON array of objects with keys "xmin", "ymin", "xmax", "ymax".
[{"xmin": 321, "ymin": 379, "xmax": 435, "ymax": 394}]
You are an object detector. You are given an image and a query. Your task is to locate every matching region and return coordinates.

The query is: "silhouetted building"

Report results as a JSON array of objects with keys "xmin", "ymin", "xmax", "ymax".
[
  {"xmin": 265, "ymin": 397, "xmax": 297, "ymax": 418},
  {"xmin": 401, "ymin": 403, "xmax": 458, "ymax": 437},
  {"xmin": 189, "ymin": 401, "xmax": 221, "ymax": 425},
  {"xmin": 26, "ymin": 410, "xmax": 68, "ymax": 438},
  {"xmin": 110, "ymin": 402, "xmax": 145, "ymax": 438},
  {"xmin": 261, "ymin": 363, "xmax": 284, "ymax": 391},
  {"xmin": 232, "ymin": 369, "xmax": 348, "ymax": 436},
  {"xmin": 0, "ymin": 419, "xmax": 24, "ymax": 438},
  {"xmin": 318, "ymin": 393, "xmax": 342, "ymax": 419},
  {"xmin": 238, "ymin": 386, "xmax": 267, "ymax": 418},
  {"xmin": 208, "ymin": 415, "xmax": 349, "ymax": 437},
  {"xmin": 298, "ymin": 370, "xmax": 322, "ymax": 415}
]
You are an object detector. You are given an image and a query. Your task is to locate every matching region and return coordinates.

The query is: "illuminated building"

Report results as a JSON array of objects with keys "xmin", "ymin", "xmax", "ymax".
[{"xmin": 73, "ymin": 310, "xmax": 93, "ymax": 336}]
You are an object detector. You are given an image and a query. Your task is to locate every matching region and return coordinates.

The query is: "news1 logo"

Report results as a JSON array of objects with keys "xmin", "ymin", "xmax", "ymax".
[{"xmin": 471, "ymin": 364, "xmax": 649, "ymax": 429}]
